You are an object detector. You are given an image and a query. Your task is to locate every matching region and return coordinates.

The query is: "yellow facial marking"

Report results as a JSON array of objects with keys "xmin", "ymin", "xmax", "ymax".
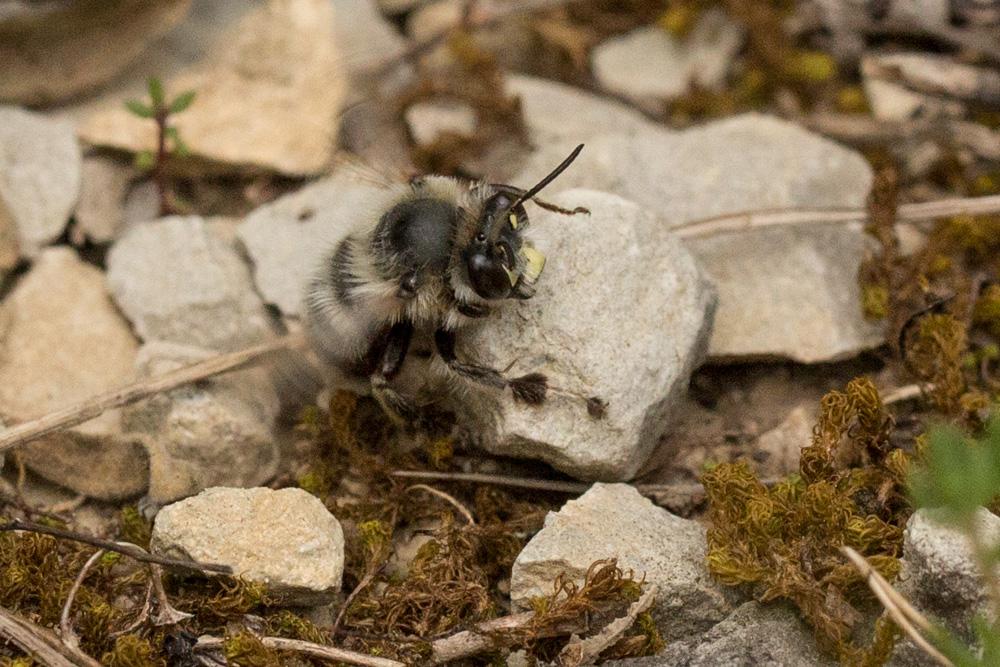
[{"xmin": 509, "ymin": 213, "xmax": 518, "ymax": 229}]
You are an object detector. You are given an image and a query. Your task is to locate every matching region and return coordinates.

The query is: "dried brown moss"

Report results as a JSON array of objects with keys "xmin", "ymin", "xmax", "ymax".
[{"xmin": 703, "ymin": 378, "xmax": 910, "ymax": 663}]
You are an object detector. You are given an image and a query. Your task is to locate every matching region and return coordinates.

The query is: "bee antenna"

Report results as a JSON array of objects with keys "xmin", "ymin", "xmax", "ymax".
[{"xmin": 509, "ymin": 143, "xmax": 584, "ymax": 211}]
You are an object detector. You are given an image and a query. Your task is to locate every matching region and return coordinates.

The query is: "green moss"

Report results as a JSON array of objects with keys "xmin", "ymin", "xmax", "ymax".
[
  {"xmin": 101, "ymin": 635, "xmax": 166, "ymax": 667},
  {"xmin": 975, "ymin": 285, "xmax": 1000, "ymax": 337},
  {"xmin": 118, "ymin": 506, "xmax": 152, "ymax": 550},
  {"xmin": 703, "ymin": 378, "xmax": 910, "ymax": 662},
  {"xmin": 861, "ymin": 284, "xmax": 890, "ymax": 320},
  {"xmin": 224, "ymin": 631, "xmax": 281, "ymax": 667}
]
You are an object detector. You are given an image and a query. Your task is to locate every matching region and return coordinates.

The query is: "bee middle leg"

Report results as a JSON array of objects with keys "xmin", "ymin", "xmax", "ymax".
[
  {"xmin": 370, "ymin": 321, "xmax": 421, "ymax": 425},
  {"xmin": 433, "ymin": 329, "xmax": 548, "ymax": 405}
]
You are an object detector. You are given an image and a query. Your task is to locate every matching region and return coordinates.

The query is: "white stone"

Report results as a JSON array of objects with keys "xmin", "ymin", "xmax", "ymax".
[
  {"xmin": 754, "ymin": 405, "xmax": 813, "ymax": 478},
  {"xmin": 78, "ymin": 0, "xmax": 345, "ymax": 177},
  {"xmin": 511, "ymin": 483, "xmax": 733, "ymax": 639},
  {"xmin": 862, "ymin": 54, "xmax": 966, "ymax": 122},
  {"xmin": 592, "ymin": 11, "xmax": 744, "ymax": 101},
  {"xmin": 332, "ymin": 0, "xmax": 408, "ymax": 73},
  {"xmin": 0, "ymin": 106, "xmax": 82, "ymax": 256},
  {"xmin": 74, "ymin": 156, "xmax": 133, "ymax": 243},
  {"xmin": 0, "ymin": 247, "xmax": 147, "ymax": 499},
  {"xmin": 151, "ymin": 487, "xmax": 344, "ymax": 604},
  {"xmin": 460, "ymin": 189, "xmax": 715, "ymax": 480},
  {"xmin": 123, "ymin": 342, "xmax": 281, "ymax": 506},
  {"xmin": 107, "ymin": 216, "xmax": 274, "ymax": 351},
  {"xmin": 405, "ymin": 101, "xmax": 478, "ymax": 146}
]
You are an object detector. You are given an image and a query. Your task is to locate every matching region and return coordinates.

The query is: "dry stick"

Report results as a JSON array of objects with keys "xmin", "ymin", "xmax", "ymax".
[
  {"xmin": 0, "ymin": 334, "xmax": 304, "ymax": 455},
  {"xmin": 150, "ymin": 563, "xmax": 193, "ymax": 625},
  {"xmin": 883, "ymin": 383, "xmax": 924, "ymax": 405},
  {"xmin": 557, "ymin": 584, "xmax": 658, "ymax": 667},
  {"xmin": 60, "ymin": 549, "xmax": 106, "ymax": 651},
  {"xmin": 0, "ymin": 606, "xmax": 101, "ymax": 667},
  {"xmin": 0, "ymin": 518, "xmax": 232, "ymax": 575},
  {"xmin": 673, "ymin": 193, "xmax": 1000, "ymax": 240},
  {"xmin": 110, "ymin": 580, "xmax": 153, "ymax": 639},
  {"xmin": 841, "ymin": 547, "xmax": 953, "ymax": 667},
  {"xmin": 194, "ymin": 635, "xmax": 406, "ymax": 667},
  {"xmin": 406, "ymin": 484, "xmax": 476, "ymax": 524},
  {"xmin": 430, "ymin": 610, "xmax": 582, "ymax": 664}
]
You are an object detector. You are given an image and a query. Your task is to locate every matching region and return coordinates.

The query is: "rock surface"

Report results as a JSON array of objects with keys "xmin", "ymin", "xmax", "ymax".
[
  {"xmin": 74, "ymin": 156, "xmax": 133, "ymax": 243},
  {"xmin": 514, "ymin": 113, "xmax": 879, "ymax": 363},
  {"xmin": 0, "ymin": 107, "xmax": 82, "ymax": 257},
  {"xmin": 592, "ymin": 11, "xmax": 744, "ymax": 102},
  {"xmin": 123, "ymin": 342, "xmax": 281, "ymax": 506},
  {"xmin": 238, "ymin": 171, "xmax": 390, "ymax": 317},
  {"xmin": 405, "ymin": 100, "xmax": 478, "ymax": 146},
  {"xmin": 78, "ymin": 0, "xmax": 344, "ymax": 177},
  {"xmin": 862, "ymin": 53, "xmax": 965, "ymax": 122},
  {"xmin": 107, "ymin": 216, "xmax": 274, "ymax": 350},
  {"xmin": 753, "ymin": 405, "xmax": 813, "ymax": 478},
  {"xmin": 151, "ymin": 487, "xmax": 345, "ymax": 604},
  {"xmin": 608, "ymin": 602, "xmax": 833, "ymax": 666},
  {"xmin": 510, "ymin": 483, "xmax": 733, "ymax": 639},
  {"xmin": 0, "ymin": 247, "xmax": 147, "ymax": 499},
  {"xmin": 461, "ymin": 190, "xmax": 715, "ymax": 481},
  {"xmin": 332, "ymin": 0, "xmax": 407, "ymax": 73},
  {"xmin": 0, "ymin": 0, "xmax": 192, "ymax": 105}
]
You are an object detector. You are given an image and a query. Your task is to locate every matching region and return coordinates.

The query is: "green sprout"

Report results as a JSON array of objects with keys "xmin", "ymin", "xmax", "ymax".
[
  {"xmin": 909, "ymin": 417, "xmax": 1000, "ymax": 665},
  {"xmin": 125, "ymin": 77, "xmax": 196, "ymax": 216}
]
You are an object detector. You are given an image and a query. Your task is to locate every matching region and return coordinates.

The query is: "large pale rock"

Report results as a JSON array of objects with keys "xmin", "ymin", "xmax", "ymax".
[
  {"xmin": 405, "ymin": 100, "xmax": 477, "ymax": 146},
  {"xmin": 514, "ymin": 114, "xmax": 879, "ymax": 363},
  {"xmin": 107, "ymin": 216, "xmax": 274, "ymax": 350},
  {"xmin": 238, "ymin": 172, "xmax": 391, "ymax": 317},
  {"xmin": 592, "ymin": 11, "xmax": 744, "ymax": 102},
  {"xmin": 610, "ymin": 602, "xmax": 833, "ymax": 666},
  {"xmin": 78, "ymin": 0, "xmax": 345, "ymax": 177},
  {"xmin": 461, "ymin": 189, "xmax": 715, "ymax": 481},
  {"xmin": 0, "ymin": 198, "xmax": 18, "ymax": 278},
  {"xmin": 0, "ymin": 247, "xmax": 147, "ymax": 499},
  {"xmin": 687, "ymin": 223, "xmax": 885, "ymax": 363},
  {"xmin": 123, "ymin": 342, "xmax": 281, "ymax": 506},
  {"xmin": 862, "ymin": 53, "xmax": 965, "ymax": 122},
  {"xmin": 331, "ymin": 0, "xmax": 407, "ymax": 73},
  {"xmin": 511, "ymin": 483, "xmax": 733, "ymax": 639},
  {"xmin": 74, "ymin": 156, "xmax": 132, "ymax": 243},
  {"xmin": 0, "ymin": 107, "xmax": 82, "ymax": 256},
  {"xmin": 151, "ymin": 487, "xmax": 345, "ymax": 604},
  {"xmin": 0, "ymin": 0, "xmax": 192, "ymax": 106}
]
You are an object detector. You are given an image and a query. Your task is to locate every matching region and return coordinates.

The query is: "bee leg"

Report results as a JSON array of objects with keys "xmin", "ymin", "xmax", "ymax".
[
  {"xmin": 433, "ymin": 329, "xmax": 548, "ymax": 405},
  {"xmin": 370, "ymin": 321, "xmax": 420, "ymax": 425}
]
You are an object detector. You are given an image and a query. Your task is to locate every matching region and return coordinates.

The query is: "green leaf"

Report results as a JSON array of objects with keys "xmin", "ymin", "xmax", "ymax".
[
  {"xmin": 173, "ymin": 137, "xmax": 190, "ymax": 158},
  {"xmin": 134, "ymin": 150, "xmax": 155, "ymax": 171},
  {"xmin": 169, "ymin": 90, "xmax": 197, "ymax": 114},
  {"xmin": 147, "ymin": 77, "xmax": 166, "ymax": 108},
  {"xmin": 125, "ymin": 100, "xmax": 155, "ymax": 119}
]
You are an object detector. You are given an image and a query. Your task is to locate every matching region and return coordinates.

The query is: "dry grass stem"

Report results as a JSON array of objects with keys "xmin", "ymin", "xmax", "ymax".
[
  {"xmin": 841, "ymin": 546, "xmax": 952, "ymax": 667},
  {"xmin": 0, "ymin": 606, "xmax": 101, "ymax": 667},
  {"xmin": 406, "ymin": 484, "xmax": 476, "ymax": 524},
  {"xmin": 195, "ymin": 635, "xmax": 407, "ymax": 667},
  {"xmin": 59, "ymin": 548, "xmax": 106, "ymax": 650},
  {"xmin": 0, "ymin": 334, "xmax": 305, "ymax": 454}
]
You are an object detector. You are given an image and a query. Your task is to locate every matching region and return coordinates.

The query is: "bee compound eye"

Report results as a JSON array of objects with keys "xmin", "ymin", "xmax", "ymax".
[{"xmin": 475, "ymin": 232, "xmax": 487, "ymax": 243}]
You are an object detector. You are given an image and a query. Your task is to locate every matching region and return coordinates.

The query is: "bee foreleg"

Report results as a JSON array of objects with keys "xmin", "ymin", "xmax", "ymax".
[
  {"xmin": 370, "ymin": 321, "xmax": 420, "ymax": 425},
  {"xmin": 433, "ymin": 329, "xmax": 548, "ymax": 405}
]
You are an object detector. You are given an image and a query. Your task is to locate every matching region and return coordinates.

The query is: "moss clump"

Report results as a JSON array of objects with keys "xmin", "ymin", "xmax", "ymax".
[
  {"xmin": 974, "ymin": 284, "xmax": 1000, "ymax": 338},
  {"xmin": 703, "ymin": 378, "xmax": 910, "ymax": 662},
  {"xmin": 224, "ymin": 631, "xmax": 282, "ymax": 667},
  {"xmin": 906, "ymin": 313, "xmax": 990, "ymax": 419},
  {"xmin": 101, "ymin": 635, "xmax": 167, "ymax": 667}
]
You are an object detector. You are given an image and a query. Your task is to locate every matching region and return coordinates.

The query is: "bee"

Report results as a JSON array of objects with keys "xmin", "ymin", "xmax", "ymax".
[{"xmin": 304, "ymin": 144, "xmax": 604, "ymax": 425}]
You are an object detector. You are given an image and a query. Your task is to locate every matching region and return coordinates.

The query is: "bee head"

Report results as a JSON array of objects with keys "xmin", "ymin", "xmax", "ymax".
[{"xmin": 463, "ymin": 144, "xmax": 583, "ymax": 301}]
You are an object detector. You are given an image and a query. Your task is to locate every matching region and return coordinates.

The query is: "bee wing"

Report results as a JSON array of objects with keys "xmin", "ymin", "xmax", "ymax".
[{"xmin": 331, "ymin": 152, "xmax": 411, "ymax": 190}]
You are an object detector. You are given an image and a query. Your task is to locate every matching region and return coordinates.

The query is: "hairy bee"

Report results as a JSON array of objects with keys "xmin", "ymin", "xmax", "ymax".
[{"xmin": 304, "ymin": 145, "xmax": 601, "ymax": 425}]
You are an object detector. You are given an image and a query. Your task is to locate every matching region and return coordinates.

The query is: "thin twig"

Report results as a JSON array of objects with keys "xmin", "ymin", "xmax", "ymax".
[
  {"xmin": 556, "ymin": 584, "xmax": 658, "ymax": 667},
  {"xmin": 841, "ymin": 546, "xmax": 953, "ymax": 667},
  {"xmin": 331, "ymin": 507, "xmax": 400, "ymax": 636},
  {"xmin": 673, "ymin": 194, "xmax": 1000, "ymax": 239},
  {"xmin": 429, "ymin": 609, "xmax": 582, "ymax": 664},
  {"xmin": 150, "ymin": 563, "xmax": 193, "ymax": 625},
  {"xmin": 0, "ymin": 518, "xmax": 232, "ymax": 574},
  {"xmin": 110, "ymin": 579, "xmax": 154, "ymax": 638},
  {"xmin": 60, "ymin": 549, "xmax": 106, "ymax": 651},
  {"xmin": 883, "ymin": 383, "xmax": 925, "ymax": 405},
  {"xmin": 194, "ymin": 635, "xmax": 406, "ymax": 667},
  {"xmin": 0, "ymin": 334, "xmax": 304, "ymax": 455},
  {"xmin": 0, "ymin": 606, "xmax": 101, "ymax": 667},
  {"xmin": 406, "ymin": 484, "xmax": 476, "ymax": 524},
  {"xmin": 393, "ymin": 470, "xmax": 590, "ymax": 494}
]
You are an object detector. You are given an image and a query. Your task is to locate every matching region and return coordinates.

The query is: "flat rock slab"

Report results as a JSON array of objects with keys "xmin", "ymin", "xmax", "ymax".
[
  {"xmin": 0, "ymin": 0, "xmax": 192, "ymax": 106},
  {"xmin": 460, "ymin": 189, "xmax": 715, "ymax": 481},
  {"xmin": 123, "ymin": 342, "xmax": 281, "ymax": 506},
  {"xmin": 151, "ymin": 486, "xmax": 345, "ymax": 605},
  {"xmin": 514, "ymin": 113, "xmax": 878, "ymax": 363},
  {"xmin": 0, "ymin": 247, "xmax": 147, "ymax": 500},
  {"xmin": 592, "ymin": 10, "xmax": 744, "ymax": 102},
  {"xmin": 511, "ymin": 483, "xmax": 733, "ymax": 640},
  {"xmin": 78, "ymin": 0, "xmax": 344, "ymax": 176},
  {"xmin": 74, "ymin": 156, "xmax": 133, "ymax": 244},
  {"xmin": 0, "ymin": 106, "xmax": 82, "ymax": 257},
  {"xmin": 107, "ymin": 216, "xmax": 274, "ymax": 351}
]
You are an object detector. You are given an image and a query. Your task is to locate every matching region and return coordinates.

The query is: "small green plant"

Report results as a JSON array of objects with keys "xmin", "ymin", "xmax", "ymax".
[
  {"xmin": 125, "ymin": 77, "xmax": 196, "ymax": 216},
  {"xmin": 909, "ymin": 417, "xmax": 1000, "ymax": 666}
]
